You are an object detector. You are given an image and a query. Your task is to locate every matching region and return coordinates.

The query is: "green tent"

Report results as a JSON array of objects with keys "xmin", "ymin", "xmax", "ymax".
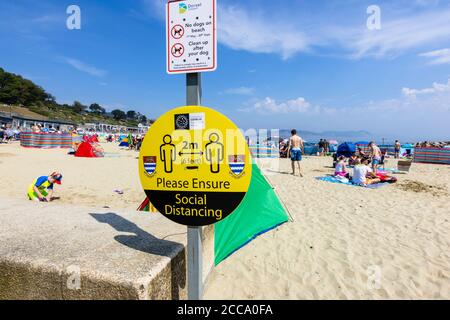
[{"xmin": 214, "ymin": 164, "xmax": 289, "ymax": 265}]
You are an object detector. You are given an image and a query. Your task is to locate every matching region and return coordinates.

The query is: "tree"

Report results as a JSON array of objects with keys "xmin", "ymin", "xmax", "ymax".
[
  {"xmin": 0, "ymin": 68, "xmax": 49, "ymax": 106},
  {"xmin": 89, "ymin": 103, "xmax": 105, "ymax": 114},
  {"xmin": 111, "ymin": 109, "xmax": 126, "ymax": 120},
  {"xmin": 139, "ymin": 115, "xmax": 147, "ymax": 124},
  {"xmin": 126, "ymin": 110, "xmax": 137, "ymax": 119},
  {"xmin": 72, "ymin": 101, "xmax": 87, "ymax": 113}
]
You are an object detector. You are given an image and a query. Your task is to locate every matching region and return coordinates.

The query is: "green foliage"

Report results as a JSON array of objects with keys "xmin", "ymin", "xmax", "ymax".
[
  {"xmin": 126, "ymin": 110, "xmax": 137, "ymax": 119},
  {"xmin": 72, "ymin": 101, "xmax": 87, "ymax": 113},
  {"xmin": 89, "ymin": 103, "xmax": 106, "ymax": 114},
  {"xmin": 111, "ymin": 109, "xmax": 126, "ymax": 120},
  {"xmin": 0, "ymin": 67, "xmax": 51, "ymax": 106}
]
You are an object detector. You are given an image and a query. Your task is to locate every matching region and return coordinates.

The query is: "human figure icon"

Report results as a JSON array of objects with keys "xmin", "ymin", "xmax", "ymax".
[
  {"xmin": 160, "ymin": 135, "xmax": 176, "ymax": 173},
  {"xmin": 205, "ymin": 133, "xmax": 224, "ymax": 174}
]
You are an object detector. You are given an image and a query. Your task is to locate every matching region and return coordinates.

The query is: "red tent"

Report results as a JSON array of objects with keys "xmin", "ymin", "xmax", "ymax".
[{"xmin": 75, "ymin": 142, "xmax": 97, "ymax": 158}]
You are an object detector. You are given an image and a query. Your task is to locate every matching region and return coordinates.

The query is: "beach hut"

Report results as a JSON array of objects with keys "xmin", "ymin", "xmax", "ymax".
[{"xmin": 336, "ymin": 142, "xmax": 356, "ymax": 158}]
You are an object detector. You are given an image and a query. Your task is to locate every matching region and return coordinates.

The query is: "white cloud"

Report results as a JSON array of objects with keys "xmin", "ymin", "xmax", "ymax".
[
  {"xmin": 402, "ymin": 78, "xmax": 450, "ymax": 98},
  {"xmin": 218, "ymin": 3, "xmax": 450, "ymax": 60},
  {"xmin": 64, "ymin": 58, "xmax": 107, "ymax": 77},
  {"xmin": 419, "ymin": 48, "xmax": 450, "ymax": 65},
  {"xmin": 241, "ymin": 97, "xmax": 322, "ymax": 114},
  {"xmin": 239, "ymin": 81, "xmax": 450, "ymax": 139},
  {"xmin": 218, "ymin": 5, "xmax": 312, "ymax": 60},
  {"xmin": 144, "ymin": 1, "xmax": 450, "ymax": 61},
  {"xmin": 335, "ymin": 9, "xmax": 450, "ymax": 59},
  {"xmin": 222, "ymin": 86, "xmax": 255, "ymax": 95}
]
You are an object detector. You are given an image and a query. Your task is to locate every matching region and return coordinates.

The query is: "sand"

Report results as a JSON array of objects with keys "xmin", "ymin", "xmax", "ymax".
[
  {"xmin": 0, "ymin": 142, "xmax": 146, "ymax": 211},
  {"xmin": 204, "ymin": 156, "xmax": 450, "ymax": 299},
  {"xmin": 1, "ymin": 142, "xmax": 449, "ymax": 299}
]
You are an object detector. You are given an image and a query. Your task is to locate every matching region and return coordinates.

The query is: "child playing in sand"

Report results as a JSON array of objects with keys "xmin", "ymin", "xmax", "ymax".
[{"xmin": 27, "ymin": 172, "xmax": 62, "ymax": 202}]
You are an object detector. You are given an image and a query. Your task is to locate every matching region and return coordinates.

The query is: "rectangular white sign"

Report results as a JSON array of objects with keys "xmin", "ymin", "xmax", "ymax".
[{"xmin": 166, "ymin": 0, "xmax": 217, "ymax": 74}]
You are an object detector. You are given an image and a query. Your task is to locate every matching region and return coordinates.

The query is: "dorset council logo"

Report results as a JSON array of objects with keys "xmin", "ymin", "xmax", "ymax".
[{"xmin": 179, "ymin": 3, "xmax": 187, "ymax": 14}]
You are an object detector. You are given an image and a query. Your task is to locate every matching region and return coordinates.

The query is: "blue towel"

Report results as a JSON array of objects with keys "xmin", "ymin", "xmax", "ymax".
[{"xmin": 316, "ymin": 176, "xmax": 389, "ymax": 189}]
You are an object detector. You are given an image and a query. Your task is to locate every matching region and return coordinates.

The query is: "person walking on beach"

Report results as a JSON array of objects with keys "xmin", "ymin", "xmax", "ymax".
[
  {"xmin": 287, "ymin": 129, "xmax": 304, "ymax": 177},
  {"xmin": 394, "ymin": 140, "xmax": 401, "ymax": 159},
  {"xmin": 368, "ymin": 141, "xmax": 382, "ymax": 174}
]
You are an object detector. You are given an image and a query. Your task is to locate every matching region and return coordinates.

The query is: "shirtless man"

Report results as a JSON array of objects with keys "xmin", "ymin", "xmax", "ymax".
[
  {"xmin": 369, "ymin": 141, "xmax": 382, "ymax": 174},
  {"xmin": 287, "ymin": 129, "xmax": 304, "ymax": 177}
]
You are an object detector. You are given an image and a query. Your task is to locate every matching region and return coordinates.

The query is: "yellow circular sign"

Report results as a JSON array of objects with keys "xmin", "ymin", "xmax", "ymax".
[{"xmin": 139, "ymin": 106, "xmax": 252, "ymax": 226}]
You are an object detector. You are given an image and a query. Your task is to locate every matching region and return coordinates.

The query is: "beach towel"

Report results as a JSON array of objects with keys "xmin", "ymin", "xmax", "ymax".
[
  {"xmin": 316, "ymin": 176, "xmax": 389, "ymax": 189},
  {"xmin": 377, "ymin": 168, "xmax": 405, "ymax": 174}
]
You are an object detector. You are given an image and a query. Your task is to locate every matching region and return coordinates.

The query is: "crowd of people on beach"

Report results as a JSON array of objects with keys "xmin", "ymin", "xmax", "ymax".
[
  {"xmin": 332, "ymin": 142, "xmax": 398, "ymax": 186},
  {"xmin": 283, "ymin": 129, "xmax": 398, "ymax": 187},
  {"xmin": 0, "ymin": 124, "xmax": 21, "ymax": 143},
  {"xmin": 415, "ymin": 141, "xmax": 450, "ymax": 148}
]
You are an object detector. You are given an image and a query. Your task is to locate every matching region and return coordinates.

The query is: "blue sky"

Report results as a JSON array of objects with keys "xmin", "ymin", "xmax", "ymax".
[{"xmin": 1, "ymin": 0, "xmax": 450, "ymax": 140}]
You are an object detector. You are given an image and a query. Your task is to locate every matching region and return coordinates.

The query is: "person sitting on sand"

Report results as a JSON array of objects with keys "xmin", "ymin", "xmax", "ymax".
[
  {"xmin": 335, "ymin": 156, "xmax": 350, "ymax": 179},
  {"xmin": 352, "ymin": 159, "xmax": 380, "ymax": 186},
  {"xmin": 27, "ymin": 172, "xmax": 62, "ymax": 202}
]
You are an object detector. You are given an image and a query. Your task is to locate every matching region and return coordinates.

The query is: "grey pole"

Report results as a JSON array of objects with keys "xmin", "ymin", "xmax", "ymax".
[{"xmin": 186, "ymin": 72, "xmax": 203, "ymax": 300}]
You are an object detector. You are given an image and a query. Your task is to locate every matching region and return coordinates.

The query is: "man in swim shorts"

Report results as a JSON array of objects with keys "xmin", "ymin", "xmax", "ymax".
[
  {"xmin": 287, "ymin": 129, "xmax": 304, "ymax": 177},
  {"xmin": 27, "ymin": 172, "xmax": 62, "ymax": 202},
  {"xmin": 369, "ymin": 141, "xmax": 382, "ymax": 174}
]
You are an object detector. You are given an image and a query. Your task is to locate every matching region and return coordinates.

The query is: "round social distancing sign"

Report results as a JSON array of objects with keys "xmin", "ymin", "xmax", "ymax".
[{"xmin": 139, "ymin": 106, "xmax": 252, "ymax": 226}]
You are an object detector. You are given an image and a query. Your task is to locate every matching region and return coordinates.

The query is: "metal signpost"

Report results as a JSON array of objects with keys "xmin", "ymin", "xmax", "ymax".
[
  {"xmin": 187, "ymin": 72, "xmax": 202, "ymax": 300},
  {"xmin": 167, "ymin": 0, "xmax": 216, "ymax": 300},
  {"xmin": 142, "ymin": 1, "xmax": 236, "ymax": 300}
]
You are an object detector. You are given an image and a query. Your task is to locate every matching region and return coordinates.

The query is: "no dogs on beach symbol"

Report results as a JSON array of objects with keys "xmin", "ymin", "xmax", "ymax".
[
  {"xmin": 171, "ymin": 43, "xmax": 184, "ymax": 58},
  {"xmin": 171, "ymin": 25, "xmax": 184, "ymax": 39}
]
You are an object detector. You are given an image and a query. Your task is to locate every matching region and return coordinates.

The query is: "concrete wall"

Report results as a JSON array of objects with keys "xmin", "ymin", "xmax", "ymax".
[{"xmin": 0, "ymin": 198, "xmax": 214, "ymax": 300}]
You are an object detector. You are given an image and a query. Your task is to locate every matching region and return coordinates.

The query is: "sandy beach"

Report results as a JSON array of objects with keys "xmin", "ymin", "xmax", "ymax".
[
  {"xmin": 1, "ymin": 142, "xmax": 449, "ymax": 299},
  {"xmin": 0, "ymin": 142, "xmax": 146, "ymax": 211}
]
